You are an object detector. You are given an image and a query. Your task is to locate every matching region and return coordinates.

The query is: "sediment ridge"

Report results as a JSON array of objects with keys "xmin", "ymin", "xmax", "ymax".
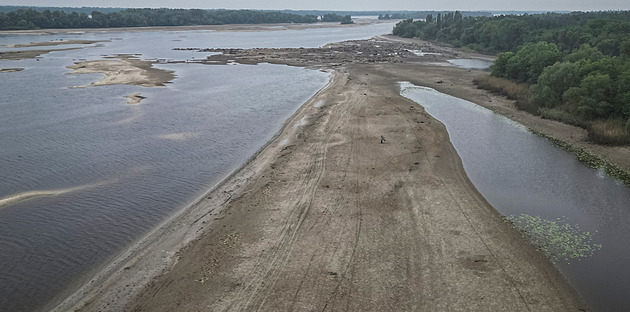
[{"xmin": 57, "ymin": 35, "xmax": 594, "ymax": 311}]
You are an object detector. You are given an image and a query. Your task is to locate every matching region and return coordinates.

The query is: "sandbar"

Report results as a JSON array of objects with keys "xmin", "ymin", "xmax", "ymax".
[
  {"xmin": 3, "ymin": 39, "xmax": 107, "ymax": 48},
  {"xmin": 0, "ymin": 47, "xmax": 80, "ymax": 60},
  {"xmin": 0, "ymin": 68, "xmax": 24, "ymax": 73},
  {"xmin": 66, "ymin": 54, "xmax": 175, "ymax": 87},
  {"xmin": 55, "ymin": 36, "xmax": 591, "ymax": 312},
  {"xmin": 125, "ymin": 93, "xmax": 146, "ymax": 105}
]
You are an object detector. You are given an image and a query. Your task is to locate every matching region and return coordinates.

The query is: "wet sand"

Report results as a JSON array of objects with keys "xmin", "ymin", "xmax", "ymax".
[
  {"xmin": 0, "ymin": 47, "xmax": 81, "ymax": 60},
  {"xmin": 54, "ymin": 35, "xmax": 593, "ymax": 311},
  {"xmin": 0, "ymin": 68, "xmax": 24, "ymax": 73},
  {"xmin": 2, "ymin": 39, "xmax": 106, "ymax": 48},
  {"xmin": 125, "ymin": 93, "xmax": 146, "ymax": 105}
]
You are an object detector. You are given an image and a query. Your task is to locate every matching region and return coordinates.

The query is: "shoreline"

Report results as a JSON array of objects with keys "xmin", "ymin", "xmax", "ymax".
[
  {"xmin": 60, "ymin": 36, "xmax": 591, "ymax": 310},
  {"xmin": 124, "ymin": 65, "xmax": 586, "ymax": 311},
  {"xmin": 66, "ymin": 54, "xmax": 175, "ymax": 87},
  {"xmin": 51, "ymin": 70, "xmax": 337, "ymax": 312},
  {"xmin": 37, "ymin": 29, "xmax": 630, "ymax": 311}
]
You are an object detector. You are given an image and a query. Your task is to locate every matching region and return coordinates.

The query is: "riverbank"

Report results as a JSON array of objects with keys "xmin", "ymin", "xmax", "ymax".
[
  {"xmin": 386, "ymin": 37, "xmax": 630, "ymax": 175},
  {"xmin": 185, "ymin": 34, "xmax": 629, "ymax": 175},
  {"xmin": 59, "ymin": 36, "xmax": 590, "ymax": 311}
]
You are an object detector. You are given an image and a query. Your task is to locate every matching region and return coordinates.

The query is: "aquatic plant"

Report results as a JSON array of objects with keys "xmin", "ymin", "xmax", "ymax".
[
  {"xmin": 531, "ymin": 130, "xmax": 630, "ymax": 187},
  {"xmin": 508, "ymin": 214, "xmax": 602, "ymax": 263}
]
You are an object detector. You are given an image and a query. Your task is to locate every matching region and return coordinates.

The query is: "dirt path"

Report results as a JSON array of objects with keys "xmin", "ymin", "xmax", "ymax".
[{"xmin": 120, "ymin": 66, "xmax": 586, "ymax": 311}]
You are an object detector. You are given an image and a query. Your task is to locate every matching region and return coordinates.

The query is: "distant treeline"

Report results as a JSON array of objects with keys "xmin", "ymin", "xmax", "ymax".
[
  {"xmin": 320, "ymin": 13, "xmax": 353, "ymax": 24},
  {"xmin": 393, "ymin": 11, "xmax": 630, "ymax": 144},
  {"xmin": 378, "ymin": 11, "xmax": 492, "ymax": 20},
  {"xmin": 0, "ymin": 8, "xmax": 319, "ymax": 30},
  {"xmin": 0, "ymin": 6, "xmax": 124, "ymax": 14}
]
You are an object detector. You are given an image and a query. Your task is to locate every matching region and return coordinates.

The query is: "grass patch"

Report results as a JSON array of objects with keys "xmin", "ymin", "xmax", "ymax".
[
  {"xmin": 588, "ymin": 119, "xmax": 630, "ymax": 146},
  {"xmin": 473, "ymin": 74, "xmax": 529, "ymax": 100},
  {"xmin": 473, "ymin": 74, "xmax": 537, "ymax": 114},
  {"xmin": 532, "ymin": 130, "xmax": 630, "ymax": 186},
  {"xmin": 539, "ymin": 108, "xmax": 589, "ymax": 128},
  {"xmin": 508, "ymin": 214, "xmax": 602, "ymax": 263}
]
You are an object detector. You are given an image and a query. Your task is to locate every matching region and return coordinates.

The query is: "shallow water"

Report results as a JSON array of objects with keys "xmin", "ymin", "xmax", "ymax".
[
  {"xmin": 447, "ymin": 58, "xmax": 493, "ymax": 70},
  {"xmin": 0, "ymin": 22, "xmax": 395, "ymax": 312},
  {"xmin": 401, "ymin": 83, "xmax": 630, "ymax": 312}
]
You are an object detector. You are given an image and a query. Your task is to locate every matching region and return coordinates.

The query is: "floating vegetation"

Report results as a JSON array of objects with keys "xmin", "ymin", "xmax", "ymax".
[
  {"xmin": 508, "ymin": 214, "xmax": 602, "ymax": 263},
  {"xmin": 531, "ymin": 130, "xmax": 630, "ymax": 187}
]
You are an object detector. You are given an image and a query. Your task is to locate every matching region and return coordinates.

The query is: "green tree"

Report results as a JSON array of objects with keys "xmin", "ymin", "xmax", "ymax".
[
  {"xmin": 531, "ymin": 61, "xmax": 581, "ymax": 108},
  {"xmin": 564, "ymin": 73, "xmax": 615, "ymax": 119},
  {"xmin": 340, "ymin": 15, "xmax": 353, "ymax": 24}
]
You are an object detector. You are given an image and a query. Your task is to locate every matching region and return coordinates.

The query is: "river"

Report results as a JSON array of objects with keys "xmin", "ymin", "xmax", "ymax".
[
  {"xmin": 0, "ymin": 22, "xmax": 395, "ymax": 312},
  {"xmin": 401, "ymin": 83, "xmax": 630, "ymax": 312}
]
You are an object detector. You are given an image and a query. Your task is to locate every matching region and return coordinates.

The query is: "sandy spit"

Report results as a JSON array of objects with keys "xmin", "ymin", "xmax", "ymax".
[
  {"xmin": 56, "ymin": 35, "xmax": 592, "ymax": 312},
  {"xmin": 0, "ymin": 68, "xmax": 24, "ymax": 73},
  {"xmin": 0, "ymin": 47, "xmax": 80, "ymax": 60},
  {"xmin": 66, "ymin": 54, "xmax": 175, "ymax": 87},
  {"xmin": 2, "ymin": 39, "xmax": 107, "ymax": 48}
]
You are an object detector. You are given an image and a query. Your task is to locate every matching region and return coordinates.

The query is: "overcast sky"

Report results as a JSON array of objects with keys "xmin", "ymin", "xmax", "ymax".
[{"xmin": 1, "ymin": 0, "xmax": 629, "ymax": 12}]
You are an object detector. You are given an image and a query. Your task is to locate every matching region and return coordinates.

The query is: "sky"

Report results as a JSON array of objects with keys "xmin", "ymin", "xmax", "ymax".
[{"xmin": 1, "ymin": 0, "xmax": 629, "ymax": 12}]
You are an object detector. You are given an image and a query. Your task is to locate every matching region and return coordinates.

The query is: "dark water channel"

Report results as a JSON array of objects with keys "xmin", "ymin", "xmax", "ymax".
[{"xmin": 401, "ymin": 83, "xmax": 630, "ymax": 311}]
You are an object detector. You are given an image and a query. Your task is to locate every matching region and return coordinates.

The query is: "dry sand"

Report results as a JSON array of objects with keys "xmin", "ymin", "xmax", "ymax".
[
  {"xmin": 54, "ymin": 35, "xmax": 596, "ymax": 312},
  {"xmin": 66, "ymin": 54, "xmax": 175, "ymax": 87}
]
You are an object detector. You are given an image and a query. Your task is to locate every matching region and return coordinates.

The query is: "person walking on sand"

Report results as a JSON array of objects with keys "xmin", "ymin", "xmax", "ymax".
[{"xmin": 380, "ymin": 135, "xmax": 386, "ymax": 144}]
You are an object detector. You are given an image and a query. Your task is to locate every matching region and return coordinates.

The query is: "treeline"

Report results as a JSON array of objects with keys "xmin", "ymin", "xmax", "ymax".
[
  {"xmin": 379, "ymin": 11, "xmax": 492, "ymax": 20},
  {"xmin": 0, "ymin": 8, "xmax": 318, "ymax": 30},
  {"xmin": 378, "ymin": 13, "xmax": 408, "ymax": 20},
  {"xmin": 0, "ymin": 6, "xmax": 124, "ymax": 14},
  {"xmin": 394, "ymin": 11, "xmax": 630, "ymax": 144},
  {"xmin": 393, "ymin": 11, "xmax": 630, "ymax": 53},
  {"xmin": 320, "ymin": 13, "xmax": 353, "ymax": 24}
]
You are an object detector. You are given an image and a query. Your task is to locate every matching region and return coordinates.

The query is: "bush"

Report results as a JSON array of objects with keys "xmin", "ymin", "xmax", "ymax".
[{"xmin": 588, "ymin": 119, "xmax": 630, "ymax": 145}]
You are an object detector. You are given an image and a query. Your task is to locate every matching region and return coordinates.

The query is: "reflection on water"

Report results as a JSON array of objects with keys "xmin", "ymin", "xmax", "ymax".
[
  {"xmin": 400, "ymin": 83, "xmax": 630, "ymax": 312},
  {"xmin": 447, "ymin": 58, "xmax": 493, "ymax": 70},
  {"xmin": 0, "ymin": 22, "xmax": 399, "ymax": 312}
]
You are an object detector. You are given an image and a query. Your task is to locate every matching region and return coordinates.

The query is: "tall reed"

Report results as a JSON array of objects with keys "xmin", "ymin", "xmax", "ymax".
[
  {"xmin": 473, "ymin": 74, "xmax": 534, "ymax": 113},
  {"xmin": 588, "ymin": 119, "xmax": 630, "ymax": 145}
]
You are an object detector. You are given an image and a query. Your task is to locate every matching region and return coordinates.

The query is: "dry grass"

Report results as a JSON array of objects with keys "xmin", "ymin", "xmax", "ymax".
[
  {"xmin": 588, "ymin": 119, "xmax": 630, "ymax": 145},
  {"xmin": 539, "ymin": 108, "xmax": 589, "ymax": 128},
  {"xmin": 473, "ymin": 74, "xmax": 536, "ymax": 113},
  {"xmin": 473, "ymin": 74, "xmax": 529, "ymax": 100}
]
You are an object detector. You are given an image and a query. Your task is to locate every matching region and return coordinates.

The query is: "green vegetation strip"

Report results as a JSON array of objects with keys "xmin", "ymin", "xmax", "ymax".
[
  {"xmin": 532, "ymin": 130, "xmax": 630, "ymax": 186},
  {"xmin": 508, "ymin": 214, "xmax": 602, "ymax": 263}
]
